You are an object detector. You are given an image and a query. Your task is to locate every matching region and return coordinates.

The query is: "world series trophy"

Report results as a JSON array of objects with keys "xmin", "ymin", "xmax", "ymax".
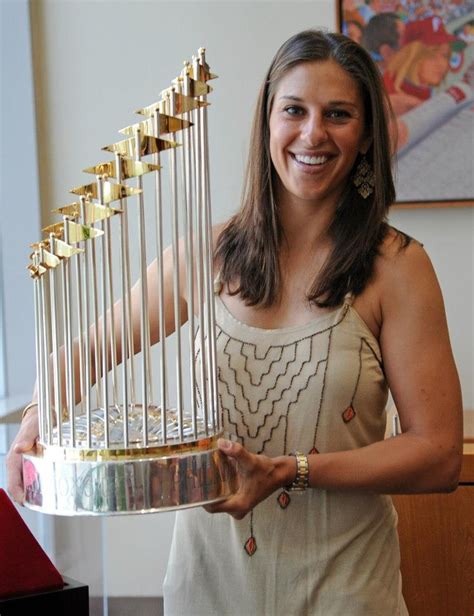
[{"xmin": 23, "ymin": 48, "xmax": 238, "ymax": 515}]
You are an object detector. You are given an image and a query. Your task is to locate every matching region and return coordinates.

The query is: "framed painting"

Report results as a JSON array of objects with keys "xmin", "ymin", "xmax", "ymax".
[{"xmin": 337, "ymin": 0, "xmax": 474, "ymax": 208}]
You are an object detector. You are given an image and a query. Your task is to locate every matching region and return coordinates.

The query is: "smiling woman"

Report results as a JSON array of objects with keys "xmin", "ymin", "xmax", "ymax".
[{"xmin": 162, "ymin": 29, "xmax": 462, "ymax": 616}]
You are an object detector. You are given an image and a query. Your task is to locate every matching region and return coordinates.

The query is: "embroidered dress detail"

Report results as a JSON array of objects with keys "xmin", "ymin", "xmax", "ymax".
[
  {"xmin": 277, "ymin": 490, "xmax": 291, "ymax": 509},
  {"xmin": 244, "ymin": 511, "xmax": 257, "ymax": 556},
  {"xmin": 342, "ymin": 405, "xmax": 356, "ymax": 423}
]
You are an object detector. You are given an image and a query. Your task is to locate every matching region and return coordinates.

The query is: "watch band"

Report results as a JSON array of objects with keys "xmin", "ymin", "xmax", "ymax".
[{"xmin": 286, "ymin": 452, "xmax": 309, "ymax": 492}]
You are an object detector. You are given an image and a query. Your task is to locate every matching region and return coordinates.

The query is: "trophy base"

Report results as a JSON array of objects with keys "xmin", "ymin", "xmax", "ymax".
[{"xmin": 22, "ymin": 435, "xmax": 238, "ymax": 516}]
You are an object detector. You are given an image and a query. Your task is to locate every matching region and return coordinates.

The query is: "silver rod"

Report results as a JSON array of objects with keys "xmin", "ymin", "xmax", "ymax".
[
  {"xmin": 199, "ymin": 48, "xmax": 219, "ymax": 432},
  {"xmin": 32, "ymin": 255, "xmax": 44, "ymax": 444},
  {"xmin": 123, "ymin": 208, "xmax": 136, "ymax": 403},
  {"xmin": 201, "ymin": 97, "xmax": 219, "ymax": 432},
  {"xmin": 39, "ymin": 272, "xmax": 49, "ymax": 443},
  {"xmin": 57, "ymin": 258, "xmax": 69, "ymax": 425},
  {"xmin": 191, "ymin": 72, "xmax": 209, "ymax": 437},
  {"xmin": 63, "ymin": 220, "xmax": 77, "ymax": 446},
  {"xmin": 49, "ymin": 234, "xmax": 63, "ymax": 445},
  {"xmin": 199, "ymin": 101, "xmax": 215, "ymax": 434},
  {"xmin": 193, "ymin": 56, "xmax": 209, "ymax": 436},
  {"xmin": 80, "ymin": 197, "xmax": 92, "ymax": 448},
  {"xmin": 182, "ymin": 71, "xmax": 198, "ymax": 439},
  {"xmin": 37, "ymin": 270, "xmax": 48, "ymax": 443},
  {"xmin": 169, "ymin": 92, "xmax": 184, "ymax": 441},
  {"xmin": 115, "ymin": 156, "xmax": 136, "ymax": 405},
  {"xmin": 39, "ymin": 246, "xmax": 53, "ymax": 444},
  {"xmin": 97, "ymin": 178, "xmax": 110, "ymax": 449},
  {"xmin": 60, "ymin": 240, "xmax": 73, "ymax": 440},
  {"xmin": 60, "ymin": 249, "xmax": 70, "ymax": 423},
  {"xmin": 135, "ymin": 128, "xmax": 149, "ymax": 445},
  {"xmin": 73, "ymin": 222, "xmax": 85, "ymax": 426},
  {"xmin": 103, "ymin": 183, "xmax": 119, "ymax": 408},
  {"xmin": 152, "ymin": 110, "xmax": 168, "ymax": 444},
  {"xmin": 115, "ymin": 153, "xmax": 130, "ymax": 448},
  {"xmin": 90, "ymin": 233, "xmax": 102, "ymax": 410}
]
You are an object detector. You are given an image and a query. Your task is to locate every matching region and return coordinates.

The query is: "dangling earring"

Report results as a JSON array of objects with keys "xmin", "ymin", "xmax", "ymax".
[{"xmin": 353, "ymin": 156, "xmax": 375, "ymax": 199}]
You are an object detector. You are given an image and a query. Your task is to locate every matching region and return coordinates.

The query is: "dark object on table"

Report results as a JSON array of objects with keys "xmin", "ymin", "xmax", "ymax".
[{"xmin": 0, "ymin": 575, "xmax": 89, "ymax": 615}]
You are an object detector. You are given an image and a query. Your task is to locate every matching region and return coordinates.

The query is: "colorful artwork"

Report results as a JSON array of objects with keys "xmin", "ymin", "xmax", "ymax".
[{"xmin": 339, "ymin": 0, "xmax": 474, "ymax": 206}]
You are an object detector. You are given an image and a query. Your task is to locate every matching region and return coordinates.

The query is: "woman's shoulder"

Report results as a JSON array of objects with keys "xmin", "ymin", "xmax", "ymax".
[
  {"xmin": 374, "ymin": 227, "xmax": 440, "ymax": 309},
  {"xmin": 354, "ymin": 227, "xmax": 440, "ymax": 339},
  {"xmin": 376, "ymin": 227, "xmax": 430, "ymax": 278}
]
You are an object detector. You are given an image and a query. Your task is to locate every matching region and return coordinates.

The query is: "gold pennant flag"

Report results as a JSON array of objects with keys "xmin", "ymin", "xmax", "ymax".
[
  {"xmin": 137, "ymin": 92, "xmax": 208, "ymax": 118},
  {"xmin": 54, "ymin": 200, "xmax": 122, "ymax": 223},
  {"xmin": 83, "ymin": 159, "xmax": 161, "ymax": 180},
  {"xmin": 184, "ymin": 55, "xmax": 217, "ymax": 82},
  {"xmin": 30, "ymin": 240, "xmax": 49, "ymax": 251},
  {"xmin": 69, "ymin": 181, "xmax": 141, "ymax": 204},
  {"xmin": 102, "ymin": 135, "xmax": 179, "ymax": 158},
  {"xmin": 51, "ymin": 238, "xmax": 84, "ymax": 258},
  {"xmin": 42, "ymin": 222, "xmax": 65, "ymax": 239},
  {"xmin": 66, "ymin": 220, "xmax": 105, "ymax": 243},
  {"xmin": 174, "ymin": 75, "xmax": 212, "ymax": 98},
  {"xmin": 40, "ymin": 249, "xmax": 61, "ymax": 269},
  {"xmin": 119, "ymin": 114, "xmax": 192, "ymax": 138},
  {"xmin": 27, "ymin": 263, "xmax": 47, "ymax": 279}
]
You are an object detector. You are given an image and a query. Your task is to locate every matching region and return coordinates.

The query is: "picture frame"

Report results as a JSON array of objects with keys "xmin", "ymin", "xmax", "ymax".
[{"xmin": 337, "ymin": 0, "xmax": 474, "ymax": 209}]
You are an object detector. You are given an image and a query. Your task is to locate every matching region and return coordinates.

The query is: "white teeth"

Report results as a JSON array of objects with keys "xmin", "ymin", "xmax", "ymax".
[{"xmin": 294, "ymin": 154, "xmax": 328, "ymax": 165}]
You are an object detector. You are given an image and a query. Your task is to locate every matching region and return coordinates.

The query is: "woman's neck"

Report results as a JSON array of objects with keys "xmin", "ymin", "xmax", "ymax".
[{"xmin": 278, "ymin": 200, "xmax": 335, "ymax": 254}]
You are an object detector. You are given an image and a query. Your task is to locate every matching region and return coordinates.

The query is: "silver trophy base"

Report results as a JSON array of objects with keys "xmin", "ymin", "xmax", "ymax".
[{"xmin": 23, "ymin": 437, "xmax": 237, "ymax": 516}]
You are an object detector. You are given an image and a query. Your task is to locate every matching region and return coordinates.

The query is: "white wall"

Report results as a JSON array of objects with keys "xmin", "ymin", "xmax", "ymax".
[
  {"xmin": 28, "ymin": 0, "xmax": 472, "ymax": 600},
  {"xmin": 0, "ymin": 0, "xmax": 55, "ymax": 564},
  {"xmin": 1, "ymin": 0, "xmax": 41, "ymax": 400}
]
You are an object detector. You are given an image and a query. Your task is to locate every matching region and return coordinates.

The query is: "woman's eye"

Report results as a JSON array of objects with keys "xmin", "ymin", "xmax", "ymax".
[
  {"xmin": 284, "ymin": 106, "xmax": 304, "ymax": 116},
  {"xmin": 327, "ymin": 109, "xmax": 350, "ymax": 120}
]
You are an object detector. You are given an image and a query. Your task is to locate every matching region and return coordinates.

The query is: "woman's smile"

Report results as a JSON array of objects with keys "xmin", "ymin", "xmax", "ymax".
[{"xmin": 289, "ymin": 151, "xmax": 335, "ymax": 172}]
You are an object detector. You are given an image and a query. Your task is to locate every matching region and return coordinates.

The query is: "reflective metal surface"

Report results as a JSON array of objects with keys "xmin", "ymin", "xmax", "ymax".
[{"xmin": 23, "ymin": 439, "xmax": 237, "ymax": 515}]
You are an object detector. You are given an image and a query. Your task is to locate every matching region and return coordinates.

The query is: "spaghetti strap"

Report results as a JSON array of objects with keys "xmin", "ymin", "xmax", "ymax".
[{"xmin": 344, "ymin": 291, "xmax": 354, "ymax": 306}]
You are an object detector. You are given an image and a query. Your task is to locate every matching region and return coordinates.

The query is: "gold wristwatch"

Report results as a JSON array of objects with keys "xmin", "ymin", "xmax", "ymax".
[{"xmin": 286, "ymin": 452, "xmax": 309, "ymax": 492}]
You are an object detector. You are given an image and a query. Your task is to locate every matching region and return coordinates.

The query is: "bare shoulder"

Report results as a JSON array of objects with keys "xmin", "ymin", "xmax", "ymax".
[
  {"xmin": 377, "ymin": 227, "xmax": 428, "ymax": 273},
  {"xmin": 353, "ymin": 229, "xmax": 439, "ymax": 339},
  {"xmin": 374, "ymin": 228, "xmax": 441, "ymax": 309}
]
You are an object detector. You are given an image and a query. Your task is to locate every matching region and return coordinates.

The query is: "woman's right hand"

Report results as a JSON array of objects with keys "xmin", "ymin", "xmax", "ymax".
[{"xmin": 6, "ymin": 408, "xmax": 39, "ymax": 505}]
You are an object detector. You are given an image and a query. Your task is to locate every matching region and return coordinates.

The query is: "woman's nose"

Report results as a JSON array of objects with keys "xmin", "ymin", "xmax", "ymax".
[{"xmin": 301, "ymin": 112, "xmax": 328, "ymax": 144}]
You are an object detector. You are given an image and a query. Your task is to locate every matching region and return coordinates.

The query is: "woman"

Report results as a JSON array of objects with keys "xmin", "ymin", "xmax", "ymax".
[
  {"xmin": 163, "ymin": 30, "xmax": 462, "ymax": 615},
  {"xmin": 8, "ymin": 30, "xmax": 462, "ymax": 615}
]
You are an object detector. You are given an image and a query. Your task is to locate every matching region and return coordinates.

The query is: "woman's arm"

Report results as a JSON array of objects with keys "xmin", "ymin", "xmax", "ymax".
[{"xmin": 207, "ymin": 240, "xmax": 463, "ymax": 519}]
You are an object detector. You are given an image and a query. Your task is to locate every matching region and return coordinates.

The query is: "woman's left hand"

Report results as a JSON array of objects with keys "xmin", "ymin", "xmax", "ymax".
[{"xmin": 204, "ymin": 439, "xmax": 294, "ymax": 520}]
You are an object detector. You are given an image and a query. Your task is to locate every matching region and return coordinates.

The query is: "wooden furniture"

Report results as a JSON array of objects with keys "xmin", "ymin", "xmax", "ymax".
[{"xmin": 393, "ymin": 442, "xmax": 474, "ymax": 616}]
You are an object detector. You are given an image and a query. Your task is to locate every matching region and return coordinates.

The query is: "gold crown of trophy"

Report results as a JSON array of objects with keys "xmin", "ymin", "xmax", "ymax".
[{"xmin": 23, "ymin": 48, "xmax": 238, "ymax": 515}]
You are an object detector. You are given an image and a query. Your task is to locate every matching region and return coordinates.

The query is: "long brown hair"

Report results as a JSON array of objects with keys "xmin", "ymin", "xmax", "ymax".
[{"xmin": 215, "ymin": 29, "xmax": 401, "ymax": 308}]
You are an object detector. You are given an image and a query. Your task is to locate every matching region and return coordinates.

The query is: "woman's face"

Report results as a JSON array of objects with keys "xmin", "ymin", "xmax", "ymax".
[
  {"xmin": 417, "ymin": 44, "xmax": 450, "ymax": 86},
  {"xmin": 269, "ymin": 60, "xmax": 370, "ymax": 213}
]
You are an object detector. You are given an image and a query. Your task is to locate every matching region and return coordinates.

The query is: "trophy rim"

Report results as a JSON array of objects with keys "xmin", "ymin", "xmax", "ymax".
[{"xmin": 33, "ymin": 433, "xmax": 220, "ymax": 463}]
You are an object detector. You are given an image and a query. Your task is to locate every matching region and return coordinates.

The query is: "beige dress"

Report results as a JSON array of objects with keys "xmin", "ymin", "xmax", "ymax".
[{"xmin": 163, "ymin": 294, "xmax": 409, "ymax": 615}]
